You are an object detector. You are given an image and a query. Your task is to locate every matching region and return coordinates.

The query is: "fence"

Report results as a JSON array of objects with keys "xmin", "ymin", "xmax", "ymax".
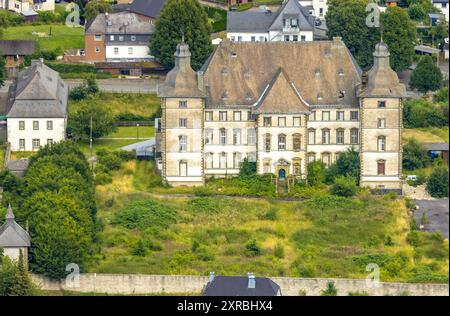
[{"xmin": 31, "ymin": 273, "xmax": 449, "ymax": 296}]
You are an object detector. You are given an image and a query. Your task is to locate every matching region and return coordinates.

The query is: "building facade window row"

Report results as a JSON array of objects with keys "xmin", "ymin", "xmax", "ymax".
[
  {"xmin": 18, "ymin": 120, "xmax": 53, "ymax": 131},
  {"xmin": 308, "ymin": 128, "xmax": 359, "ymax": 145}
]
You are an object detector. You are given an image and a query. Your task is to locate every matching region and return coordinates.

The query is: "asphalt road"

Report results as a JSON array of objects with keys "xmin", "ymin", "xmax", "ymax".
[
  {"xmin": 414, "ymin": 199, "xmax": 449, "ymax": 238},
  {"xmin": 65, "ymin": 78, "xmax": 162, "ymax": 93}
]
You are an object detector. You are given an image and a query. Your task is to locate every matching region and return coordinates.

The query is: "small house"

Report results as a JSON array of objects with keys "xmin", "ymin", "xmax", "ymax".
[
  {"xmin": 0, "ymin": 205, "xmax": 31, "ymax": 265},
  {"xmin": 0, "ymin": 40, "xmax": 36, "ymax": 78}
]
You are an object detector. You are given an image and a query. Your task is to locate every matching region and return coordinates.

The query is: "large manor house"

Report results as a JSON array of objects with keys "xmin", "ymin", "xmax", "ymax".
[{"xmin": 156, "ymin": 37, "xmax": 406, "ymax": 191}]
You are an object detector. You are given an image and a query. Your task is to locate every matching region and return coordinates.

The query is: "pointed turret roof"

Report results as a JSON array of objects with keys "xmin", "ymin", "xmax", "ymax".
[
  {"xmin": 254, "ymin": 68, "xmax": 309, "ymax": 114},
  {"xmin": 359, "ymin": 41, "xmax": 406, "ymax": 98},
  {"xmin": 0, "ymin": 205, "xmax": 31, "ymax": 248},
  {"xmin": 157, "ymin": 40, "xmax": 206, "ymax": 98}
]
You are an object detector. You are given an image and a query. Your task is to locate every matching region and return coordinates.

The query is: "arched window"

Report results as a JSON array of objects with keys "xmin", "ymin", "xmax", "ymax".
[
  {"xmin": 350, "ymin": 128, "xmax": 359, "ymax": 144},
  {"xmin": 308, "ymin": 129, "xmax": 316, "ymax": 145},
  {"xmin": 205, "ymin": 129, "xmax": 213, "ymax": 145},
  {"xmin": 322, "ymin": 129, "xmax": 330, "ymax": 144},
  {"xmin": 307, "ymin": 152, "xmax": 316, "ymax": 163},
  {"xmin": 233, "ymin": 152, "xmax": 242, "ymax": 168},
  {"xmin": 278, "ymin": 134, "xmax": 286, "ymax": 150},
  {"xmin": 205, "ymin": 152, "xmax": 213, "ymax": 169},
  {"xmin": 377, "ymin": 136, "xmax": 386, "ymax": 152},
  {"xmin": 264, "ymin": 133, "xmax": 271, "ymax": 152},
  {"xmin": 293, "ymin": 133, "xmax": 302, "ymax": 152},
  {"xmin": 219, "ymin": 128, "xmax": 227, "ymax": 145},
  {"xmin": 179, "ymin": 135, "xmax": 187, "ymax": 152},
  {"xmin": 179, "ymin": 160, "xmax": 187, "ymax": 176},
  {"xmin": 219, "ymin": 152, "xmax": 227, "ymax": 169}
]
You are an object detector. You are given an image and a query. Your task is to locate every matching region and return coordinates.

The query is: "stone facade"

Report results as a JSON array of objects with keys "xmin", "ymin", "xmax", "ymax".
[{"xmin": 157, "ymin": 39, "xmax": 404, "ymax": 190}]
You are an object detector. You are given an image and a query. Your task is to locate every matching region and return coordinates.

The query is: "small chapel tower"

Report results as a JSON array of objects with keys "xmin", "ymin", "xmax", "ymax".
[
  {"xmin": 359, "ymin": 41, "xmax": 406, "ymax": 192},
  {"xmin": 157, "ymin": 40, "xmax": 206, "ymax": 186},
  {"xmin": 0, "ymin": 205, "xmax": 31, "ymax": 267}
]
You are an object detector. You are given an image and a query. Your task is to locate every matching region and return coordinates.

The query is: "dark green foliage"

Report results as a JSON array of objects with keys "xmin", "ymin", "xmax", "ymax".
[
  {"xmin": 113, "ymin": 199, "xmax": 178, "ymax": 230},
  {"xmin": 434, "ymin": 85, "xmax": 449, "ymax": 103},
  {"xmin": 410, "ymin": 55, "xmax": 443, "ymax": 93},
  {"xmin": 0, "ymin": 256, "xmax": 35, "ymax": 296},
  {"xmin": 330, "ymin": 176, "xmax": 358, "ymax": 197},
  {"xmin": 403, "ymin": 138, "xmax": 431, "ymax": 170},
  {"xmin": 68, "ymin": 76, "xmax": 99, "ymax": 101},
  {"xmin": 403, "ymin": 98, "xmax": 448, "ymax": 128},
  {"xmin": 150, "ymin": 0, "xmax": 213, "ymax": 70},
  {"xmin": 132, "ymin": 240, "xmax": 147, "ymax": 257},
  {"xmin": 0, "ymin": 51, "xmax": 5, "ymax": 87},
  {"xmin": 408, "ymin": 3, "xmax": 426, "ymax": 20},
  {"xmin": 207, "ymin": 175, "xmax": 275, "ymax": 197},
  {"xmin": 380, "ymin": 6, "xmax": 416, "ymax": 72},
  {"xmin": 426, "ymin": 166, "xmax": 449, "ymax": 198},
  {"xmin": 204, "ymin": 7, "xmax": 227, "ymax": 33},
  {"xmin": 84, "ymin": 0, "xmax": 112, "ymax": 22},
  {"xmin": 326, "ymin": 148, "xmax": 360, "ymax": 184},
  {"xmin": 245, "ymin": 239, "xmax": 261, "ymax": 257},
  {"xmin": 0, "ymin": 10, "xmax": 25, "ymax": 27},
  {"xmin": 321, "ymin": 281, "xmax": 338, "ymax": 296},
  {"xmin": 326, "ymin": 0, "xmax": 379, "ymax": 68},
  {"xmin": 258, "ymin": 207, "xmax": 278, "ymax": 221},
  {"xmin": 307, "ymin": 160, "xmax": 326, "ymax": 186},
  {"xmin": 239, "ymin": 158, "xmax": 256, "ymax": 177},
  {"xmin": 274, "ymin": 243, "xmax": 285, "ymax": 259}
]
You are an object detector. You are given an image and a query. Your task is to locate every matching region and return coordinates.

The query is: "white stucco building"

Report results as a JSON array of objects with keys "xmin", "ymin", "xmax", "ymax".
[
  {"xmin": 227, "ymin": 0, "xmax": 315, "ymax": 43},
  {"xmin": 6, "ymin": 60, "xmax": 68, "ymax": 152},
  {"xmin": 0, "ymin": 0, "xmax": 55, "ymax": 14},
  {"xmin": 299, "ymin": 0, "xmax": 328, "ymax": 19},
  {"xmin": 432, "ymin": 0, "xmax": 449, "ymax": 22}
]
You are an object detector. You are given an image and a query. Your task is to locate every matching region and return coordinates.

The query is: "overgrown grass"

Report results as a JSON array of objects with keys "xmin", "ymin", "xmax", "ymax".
[
  {"xmin": 2, "ymin": 24, "xmax": 84, "ymax": 51},
  {"xmin": 403, "ymin": 127, "xmax": 449, "ymax": 143},
  {"xmin": 88, "ymin": 160, "xmax": 449, "ymax": 282},
  {"xmin": 69, "ymin": 93, "xmax": 160, "ymax": 120},
  {"xmin": 105, "ymin": 126, "xmax": 155, "ymax": 139}
]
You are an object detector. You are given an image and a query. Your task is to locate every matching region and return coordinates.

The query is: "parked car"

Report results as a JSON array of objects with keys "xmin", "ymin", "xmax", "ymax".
[{"xmin": 406, "ymin": 175, "xmax": 418, "ymax": 181}]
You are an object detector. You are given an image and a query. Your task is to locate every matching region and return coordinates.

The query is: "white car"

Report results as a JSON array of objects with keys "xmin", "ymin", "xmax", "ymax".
[{"xmin": 406, "ymin": 175, "xmax": 418, "ymax": 181}]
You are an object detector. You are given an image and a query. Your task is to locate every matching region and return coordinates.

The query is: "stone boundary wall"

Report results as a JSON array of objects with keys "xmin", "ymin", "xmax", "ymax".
[{"xmin": 31, "ymin": 274, "xmax": 449, "ymax": 296}]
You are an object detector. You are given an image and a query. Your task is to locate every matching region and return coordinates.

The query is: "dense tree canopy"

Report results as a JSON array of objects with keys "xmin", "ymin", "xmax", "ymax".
[
  {"xmin": 326, "ymin": 0, "xmax": 380, "ymax": 68},
  {"xmin": 380, "ymin": 6, "xmax": 416, "ymax": 72},
  {"xmin": 410, "ymin": 55, "xmax": 443, "ymax": 93},
  {"xmin": 150, "ymin": 0, "xmax": 213, "ymax": 70},
  {"xmin": 403, "ymin": 98, "xmax": 448, "ymax": 128},
  {"xmin": 427, "ymin": 166, "xmax": 449, "ymax": 198},
  {"xmin": 403, "ymin": 138, "xmax": 431, "ymax": 170},
  {"xmin": 84, "ymin": 0, "xmax": 112, "ymax": 22},
  {"xmin": 0, "ymin": 255, "xmax": 35, "ymax": 296}
]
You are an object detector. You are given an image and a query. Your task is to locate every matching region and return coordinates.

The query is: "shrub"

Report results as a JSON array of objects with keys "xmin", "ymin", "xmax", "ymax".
[
  {"xmin": 132, "ymin": 240, "xmax": 147, "ymax": 256},
  {"xmin": 97, "ymin": 152, "xmax": 123, "ymax": 171},
  {"xmin": 384, "ymin": 235, "xmax": 394, "ymax": 246},
  {"xmin": 403, "ymin": 138, "xmax": 431, "ymax": 170},
  {"xmin": 112, "ymin": 199, "xmax": 178, "ymax": 230},
  {"xmin": 403, "ymin": 99, "xmax": 448, "ymax": 128},
  {"xmin": 245, "ymin": 240, "xmax": 261, "ymax": 257},
  {"xmin": 239, "ymin": 158, "xmax": 256, "ymax": 177},
  {"xmin": 406, "ymin": 231, "xmax": 420, "ymax": 247},
  {"xmin": 258, "ymin": 207, "xmax": 278, "ymax": 221},
  {"xmin": 426, "ymin": 166, "xmax": 449, "ymax": 198},
  {"xmin": 330, "ymin": 176, "xmax": 358, "ymax": 197},
  {"xmin": 410, "ymin": 55, "xmax": 443, "ymax": 93},
  {"xmin": 321, "ymin": 282, "xmax": 338, "ymax": 296},
  {"xmin": 307, "ymin": 160, "xmax": 326, "ymax": 186},
  {"xmin": 274, "ymin": 243, "xmax": 285, "ymax": 259}
]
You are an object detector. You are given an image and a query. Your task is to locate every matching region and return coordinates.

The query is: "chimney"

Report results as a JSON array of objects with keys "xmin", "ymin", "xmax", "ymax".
[
  {"xmin": 332, "ymin": 36, "xmax": 343, "ymax": 47},
  {"xmin": 247, "ymin": 273, "xmax": 255, "ymax": 289},
  {"xmin": 209, "ymin": 272, "xmax": 215, "ymax": 282}
]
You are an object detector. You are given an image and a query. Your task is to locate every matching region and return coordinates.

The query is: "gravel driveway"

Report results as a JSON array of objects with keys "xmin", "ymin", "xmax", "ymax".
[{"xmin": 414, "ymin": 199, "xmax": 449, "ymax": 238}]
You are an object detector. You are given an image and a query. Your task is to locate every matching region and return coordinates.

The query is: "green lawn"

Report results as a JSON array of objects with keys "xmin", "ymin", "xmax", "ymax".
[
  {"xmin": 69, "ymin": 93, "xmax": 161, "ymax": 120},
  {"xmin": 76, "ymin": 139, "xmax": 139, "ymax": 156},
  {"xmin": 3, "ymin": 24, "xmax": 84, "ymax": 51},
  {"xmin": 88, "ymin": 160, "xmax": 449, "ymax": 283},
  {"xmin": 106, "ymin": 126, "xmax": 155, "ymax": 139}
]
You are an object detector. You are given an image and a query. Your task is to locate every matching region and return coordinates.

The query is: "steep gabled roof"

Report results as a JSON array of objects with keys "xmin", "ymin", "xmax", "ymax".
[
  {"xmin": 254, "ymin": 68, "xmax": 309, "ymax": 114},
  {"xmin": 6, "ymin": 61, "xmax": 68, "ymax": 118},
  {"xmin": 269, "ymin": 0, "xmax": 313, "ymax": 31},
  {"xmin": 85, "ymin": 11, "xmax": 155, "ymax": 35},
  {"xmin": 0, "ymin": 206, "xmax": 31, "ymax": 248}
]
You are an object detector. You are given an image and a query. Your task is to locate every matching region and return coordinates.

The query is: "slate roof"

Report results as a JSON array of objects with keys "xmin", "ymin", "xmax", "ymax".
[
  {"xmin": 227, "ymin": 0, "xmax": 313, "ymax": 33},
  {"xmin": 130, "ymin": 0, "xmax": 166, "ymax": 19},
  {"xmin": 204, "ymin": 276, "xmax": 280, "ymax": 296},
  {"xmin": 200, "ymin": 39, "xmax": 362, "ymax": 108},
  {"xmin": 0, "ymin": 205, "xmax": 31, "ymax": 248},
  {"xmin": 85, "ymin": 11, "xmax": 155, "ymax": 35},
  {"xmin": 426, "ymin": 142, "xmax": 449, "ymax": 151},
  {"xmin": 6, "ymin": 60, "xmax": 68, "ymax": 118},
  {"xmin": 0, "ymin": 40, "xmax": 36, "ymax": 56}
]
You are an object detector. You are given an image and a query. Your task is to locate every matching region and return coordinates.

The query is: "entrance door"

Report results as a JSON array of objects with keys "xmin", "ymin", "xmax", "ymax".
[
  {"xmin": 377, "ymin": 161, "xmax": 385, "ymax": 176},
  {"xmin": 278, "ymin": 168, "xmax": 286, "ymax": 178}
]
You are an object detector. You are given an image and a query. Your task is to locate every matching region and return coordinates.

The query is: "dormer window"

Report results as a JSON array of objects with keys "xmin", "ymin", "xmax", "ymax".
[
  {"xmin": 231, "ymin": 52, "xmax": 237, "ymax": 58},
  {"xmin": 119, "ymin": 36, "xmax": 124, "ymax": 41},
  {"xmin": 317, "ymin": 94, "xmax": 323, "ymax": 101},
  {"xmin": 314, "ymin": 68, "xmax": 321, "ymax": 76},
  {"xmin": 243, "ymin": 68, "xmax": 250, "ymax": 78},
  {"xmin": 245, "ymin": 93, "xmax": 252, "ymax": 101},
  {"xmin": 221, "ymin": 67, "xmax": 228, "ymax": 76},
  {"xmin": 131, "ymin": 35, "xmax": 136, "ymax": 42},
  {"xmin": 338, "ymin": 90, "xmax": 345, "ymax": 99},
  {"xmin": 222, "ymin": 91, "xmax": 228, "ymax": 101},
  {"xmin": 337, "ymin": 69, "xmax": 344, "ymax": 76}
]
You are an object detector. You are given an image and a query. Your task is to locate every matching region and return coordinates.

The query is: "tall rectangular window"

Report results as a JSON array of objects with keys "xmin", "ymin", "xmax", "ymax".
[
  {"xmin": 278, "ymin": 134, "xmax": 286, "ymax": 150},
  {"xmin": 378, "ymin": 118, "xmax": 386, "ymax": 129},
  {"xmin": 179, "ymin": 118, "xmax": 187, "ymax": 128},
  {"xmin": 220, "ymin": 128, "xmax": 227, "ymax": 145},
  {"xmin": 205, "ymin": 129, "xmax": 213, "ymax": 145},
  {"xmin": 278, "ymin": 117, "xmax": 286, "ymax": 127},
  {"xmin": 322, "ymin": 129, "xmax": 330, "ymax": 144},
  {"xmin": 220, "ymin": 152, "xmax": 227, "ymax": 168},
  {"xmin": 264, "ymin": 134, "xmax": 271, "ymax": 152},
  {"xmin": 19, "ymin": 121, "xmax": 25, "ymax": 130},
  {"xmin": 378, "ymin": 136, "xmax": 386, "ymax": 152},
  {"xmin": 179, "ymin": 100, "xmax": 187, "ymax": 108},
  {"xmin": 205, "ymin": 153, "xmax": 213, "ymax": 169},
  {"xmin": 233, "ymin": 129, "xmax": 241, "ymax": 145},
  {"xmin": 263, "ymin": 117, "xmax": 272, "ymax": 127},
  {"xmin": 247, "ymin": 128, "xmax": 256, "ymax": 145},
  {"xmin": 179, "ymin": 161, "xmax": 188, "ymax": 176},
  {"xmin": 322, "ymin": 111, "xmax": 330, "ymax": 121},
  {"xmin": 179, "ymin": 135, "xmax": 187, "ymax": 152},
  {"xmin": 337, "ymin": 111, "xmax": 344, "ymax": 121},
  {"xmin": 293, "ymin": 117, "xmax": 301, "ymax": 127},
  {"xmin": 336, "ymin": 129, "xmax": 344, "ymax": 144},
  {"xmin": 293, "ymin": 134, "xmax": 301, "ymax": 152},
  {"xmin": 46, "ymin": 121, "xmax": 53, "ymax": 130},
  {"xmin": 128, "ymin": 47, "xmax": 133, "ymax": 55},
  {"xmin": 308, "ymin": 129, "xmax": 316, "ymax": 145},
  {"xmin": 351, "ymin": 129, "xmax": 359, "ymax": 144},
  {"xmin": 33, "ymin": 121, "xmax": 39, "ymax": 130},
  {"xmin": 19, "ymin": 139, "xmax": 25, "ymax": 150},
  {"xmin": 233, "ymin": 111, "xmax": 241, "ymax": 121},
  {"xmin": 350, "ymin": 111, "xmax": 359, "ymax": 121},
  {"xmin": 309, "ymin": 111, "xmax": 316, "ymax": 121},
  {"xmin": 114, "ymin": 47, "xmax": 119, "ymax": 55},
  {"xmin": 205, "ymin": 111, "xmax": 213, "ymax": 121},
  {"xmin": 32, "ymin": 139, "xmax": 40, "ymax": 150}
]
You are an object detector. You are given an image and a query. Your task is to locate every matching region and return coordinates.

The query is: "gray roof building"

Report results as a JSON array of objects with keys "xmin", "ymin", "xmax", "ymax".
[
  {"xmin": 0, "ymin": 205, "xmax": 31, "ymax": 248},
  {"xmin": 227, "ymin": 0, "xmax": 314, "ymax": 33},
  {"xmin": 204, "ymin": 273, "xmax": 281, "ymax": 296},
  {"xmin": 130, "ymin": 0, "xmax": 167, "ymax": 19},
  {"xmin": 6, "ymin": 60, "xmax": 68, "ymax": 119},
  {"xmin": 0, "ymin": 40, "xmax": 35, "ymax": 56},
  {"xmin": 85, "ymin": 11, "xmax": 155, "ymax": 35}
]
